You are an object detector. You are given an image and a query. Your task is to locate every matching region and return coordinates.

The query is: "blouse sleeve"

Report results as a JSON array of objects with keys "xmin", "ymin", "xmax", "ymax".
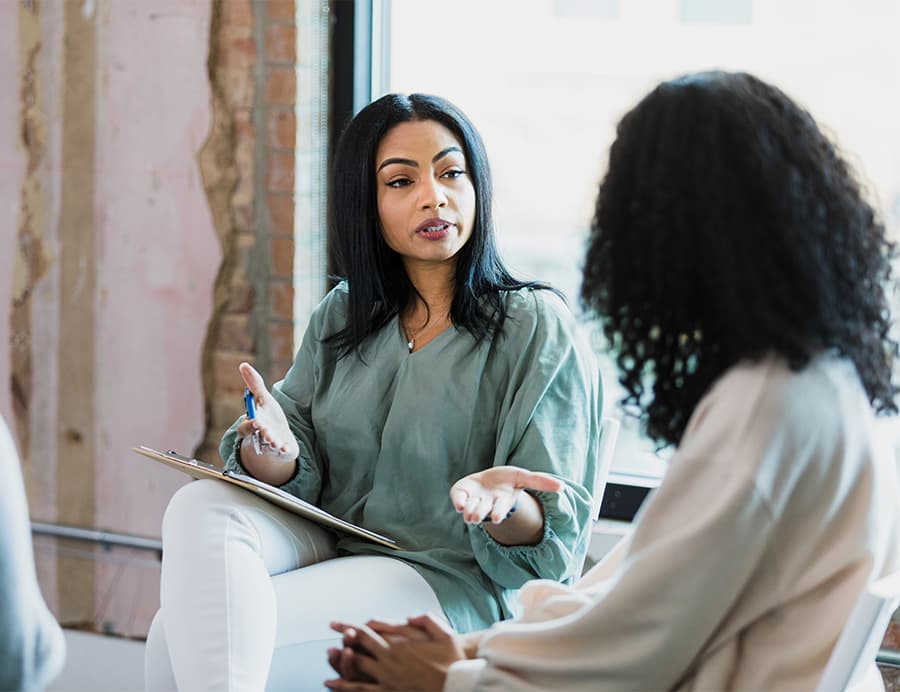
[
  {"xmin": 466, "ymin": 290, "xmax": 601, "ymax": 589},
  {"xmin": 219, "ymin": 288, "xmax": 342, "ymax": 503},
  {"xmin": 0, "ymin": 417, "xmax": 66, "ymax": 692}
]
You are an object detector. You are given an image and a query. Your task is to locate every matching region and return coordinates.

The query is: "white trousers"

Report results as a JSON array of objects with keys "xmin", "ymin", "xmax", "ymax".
[{"xmin": 144, "ymin": 479, "xmax": 443, "ymax": 691}]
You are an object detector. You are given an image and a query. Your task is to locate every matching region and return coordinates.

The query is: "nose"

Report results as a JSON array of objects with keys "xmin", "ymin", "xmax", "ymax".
[{"xmin": 419, "ymin": 176, "xmax": 448, "ymax": 212}]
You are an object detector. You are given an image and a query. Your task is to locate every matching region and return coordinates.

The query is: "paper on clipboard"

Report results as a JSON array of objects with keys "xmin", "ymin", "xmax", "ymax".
[{"xmin": 133, "ymin": 445, "xmax": 402, "ymax": 550}]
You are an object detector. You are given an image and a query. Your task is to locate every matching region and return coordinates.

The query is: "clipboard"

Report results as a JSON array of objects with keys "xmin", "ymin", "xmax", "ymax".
[{"xmin": 133, "ymin": 445, "xmax": 402, "ymax": 550}]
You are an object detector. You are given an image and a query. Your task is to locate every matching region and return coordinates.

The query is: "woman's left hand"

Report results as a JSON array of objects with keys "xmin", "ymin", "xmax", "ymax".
[
  {"xmin": 450, "ymin": 465, "xmax": 564, "ymax": 524},
  {"xmin": 325, "ymin": 614, "xmax": 465, "ymax": 691}
]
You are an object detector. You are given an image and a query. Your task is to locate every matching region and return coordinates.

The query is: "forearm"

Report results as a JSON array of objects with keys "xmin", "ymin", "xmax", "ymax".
[
  {"xmin": 0, "ymin": 602, "xmax": 66, "ymax": 692},
  {"xmin": 238, "ymin": 435, "xmax": 298, "ymax": 486},
  {"xmin": 483, "ymin": 491, "xmax": 544, "ymax": 546}
]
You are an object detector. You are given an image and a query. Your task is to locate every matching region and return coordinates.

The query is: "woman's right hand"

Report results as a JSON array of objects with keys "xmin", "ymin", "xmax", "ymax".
[{"xmin": 237, "ymin": 362, "xmax": 300, "ymax": 475}]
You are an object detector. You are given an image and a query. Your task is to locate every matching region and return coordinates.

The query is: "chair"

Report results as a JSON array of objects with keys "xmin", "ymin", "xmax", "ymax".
[
  {"xmin": 815, "ymin": 568, "xmax": 900, "ymax": 692},
  {"xmin": 592, "ymin": 416, "xmax": 621, "ymax": 520}
]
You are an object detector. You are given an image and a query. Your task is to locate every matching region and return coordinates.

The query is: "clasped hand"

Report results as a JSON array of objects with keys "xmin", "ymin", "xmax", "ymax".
[{"xmin": 325, "ymin": 614, "xmax": 466, "ymax": 691}]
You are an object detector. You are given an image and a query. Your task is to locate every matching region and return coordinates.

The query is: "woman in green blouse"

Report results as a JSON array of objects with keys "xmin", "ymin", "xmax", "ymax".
[{"xmin": 144, "ymin": 93, "xmax": 601, "ymax": 692}]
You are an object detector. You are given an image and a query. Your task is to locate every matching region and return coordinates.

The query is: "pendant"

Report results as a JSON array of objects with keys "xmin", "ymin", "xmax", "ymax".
[{"xmin": 407, "ymin": 338, "xmax": 415, "ymax": 352}]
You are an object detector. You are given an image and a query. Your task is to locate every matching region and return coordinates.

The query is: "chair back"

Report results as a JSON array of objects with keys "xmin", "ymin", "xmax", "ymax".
[
  {"xmin": 592, "ymin": 416, "xmax": 620, "ymax": 520},
  {"xmin": 815, "ymin": 569, "xmax": 900, "ymax": 692}
]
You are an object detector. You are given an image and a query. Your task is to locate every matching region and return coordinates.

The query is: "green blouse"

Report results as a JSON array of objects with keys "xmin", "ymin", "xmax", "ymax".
[{"xmin": 220, "ymin": 283, "xmax": 601, "ymax": 632}]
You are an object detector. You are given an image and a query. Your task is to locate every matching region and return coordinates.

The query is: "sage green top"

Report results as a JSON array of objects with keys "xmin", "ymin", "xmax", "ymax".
[{"xmin": 220, "ymin": 282, "xmax": 601, "ymax": 632}]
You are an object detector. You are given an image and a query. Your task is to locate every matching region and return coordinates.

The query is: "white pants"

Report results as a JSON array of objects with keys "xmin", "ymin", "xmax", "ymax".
[{"xmin": 144, "ymin": 479, "xmax": 444, "ymax": 691}]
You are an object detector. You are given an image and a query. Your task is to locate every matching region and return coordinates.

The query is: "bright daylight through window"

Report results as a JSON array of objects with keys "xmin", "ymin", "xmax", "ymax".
[{"xmin": 379, "ymin": 0, "xmax": 900, "ymax": 479}]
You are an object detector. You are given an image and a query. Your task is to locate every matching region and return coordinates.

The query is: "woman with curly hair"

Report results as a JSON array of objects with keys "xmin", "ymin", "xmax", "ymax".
[{"xmin": 325, "ymin": 71, "xmax": 900, "ymax": 691}]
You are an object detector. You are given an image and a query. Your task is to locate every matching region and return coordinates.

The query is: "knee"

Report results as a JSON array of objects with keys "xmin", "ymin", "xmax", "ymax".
[{"xmin": 161, "ymin": 479, "xmax": 241, "ymax": 543}]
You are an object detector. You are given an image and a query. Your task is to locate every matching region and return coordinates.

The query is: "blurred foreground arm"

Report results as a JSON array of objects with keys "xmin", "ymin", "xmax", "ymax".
[{"xmin": 0, "ymin": 416, "xmax": 66, "ymax": 692}]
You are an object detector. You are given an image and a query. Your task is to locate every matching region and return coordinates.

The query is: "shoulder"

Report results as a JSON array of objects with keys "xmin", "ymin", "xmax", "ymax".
[
  {"xmin": 497, "ymin": 287, "xmax": 598, "ymax": 377},
  {"xmin": 696, "ymin": 355, "xmax": 856, "ymax": 433},
  {"xmin": 306, "ymin": 281, "xmax": 350, "ymax": 334},
  {"xmin": 681, "ymin": 354, "xmax": 869, "ymax": 486},
  {"xmin": 500, "ymin": 287, "xmax": 578, "ymax": 340}
]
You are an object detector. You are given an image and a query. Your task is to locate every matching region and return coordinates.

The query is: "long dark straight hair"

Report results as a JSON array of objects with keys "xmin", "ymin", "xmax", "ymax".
[{"xmin": 325, "ymin": 93, "xmax": 552, "ymax": 357}]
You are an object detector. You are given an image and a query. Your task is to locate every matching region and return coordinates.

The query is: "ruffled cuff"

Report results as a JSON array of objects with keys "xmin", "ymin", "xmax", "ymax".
[
  {"xmin": 444, "ymin": 658, "xmax": 487, "ymax": 691},
  {"xmin": 475, "ymin": 490, "xmax": 562, "ymax": 555},
  {"xmin": 222, "ymin": 433, "xmax": 316, "ymax": 499},
  {"xmin": 469, "ymin": 490, "xmax": 579, "ymax": 590}
]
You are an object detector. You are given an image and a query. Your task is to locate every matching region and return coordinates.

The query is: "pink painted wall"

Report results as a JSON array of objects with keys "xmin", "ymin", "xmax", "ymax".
[
  {"xmin": 93, "ymin": 0, "xmax": 219, "ymax": 539},
  {"xmin": 0, "ymin": 2, "xmax": 23, "ymax": 431},
  {"xmin": 1, "ymin": 0, "xmax": 220, "ymax": 636},
  {"xmin": 91, "ymin": 0, "xmax": 219, "ymax": 634}
]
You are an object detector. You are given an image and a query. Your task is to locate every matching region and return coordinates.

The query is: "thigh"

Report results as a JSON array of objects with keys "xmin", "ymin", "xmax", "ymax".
[
  {"xmin": 266, "ymin": 555, "xmax": 444, "ymax": 691},
  {"xmin": 163, "ymin": 479, "xmax": 338, "ymax": 576}
]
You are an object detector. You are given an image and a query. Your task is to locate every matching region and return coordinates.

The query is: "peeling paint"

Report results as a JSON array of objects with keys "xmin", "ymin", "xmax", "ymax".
[
  {"xmin": 195, "ymin": 0, "xmax": 248, "ymax": 464},
  {"xmin": 12, "ymin": 0, "xmax": 50, "ymax": 455}
]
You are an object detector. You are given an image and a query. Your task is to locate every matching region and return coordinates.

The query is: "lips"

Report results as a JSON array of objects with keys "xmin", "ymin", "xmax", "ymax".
[{"xmin": 415, "ymin": 217, "xmax": 454, "ymax": 235}]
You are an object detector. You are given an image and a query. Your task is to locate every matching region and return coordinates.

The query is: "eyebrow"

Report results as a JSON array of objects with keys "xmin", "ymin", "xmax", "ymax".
[{"xmin": 376, "ymin": 146, "xmax": 463, "ymax": 173}]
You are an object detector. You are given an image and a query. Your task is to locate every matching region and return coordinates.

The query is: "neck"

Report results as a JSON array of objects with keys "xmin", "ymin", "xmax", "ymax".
[{"xmin": 403, "ymin": 258, "xmax": 456, "ymax": 317}]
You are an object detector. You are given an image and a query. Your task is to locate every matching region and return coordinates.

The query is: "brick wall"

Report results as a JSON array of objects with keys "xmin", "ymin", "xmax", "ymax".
[{"xmin": 196, "ymin": 0, "xmax": 297, "ymax": 464}]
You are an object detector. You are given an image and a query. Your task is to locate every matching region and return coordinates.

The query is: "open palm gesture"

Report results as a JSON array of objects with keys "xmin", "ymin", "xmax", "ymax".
[
  {"xmin": 450, "ymin": 466, "xmax": 563, "ymax": 524},
  {"xmin": 236, "ymin": 361, "xmax": 299, "ymax": 460}
]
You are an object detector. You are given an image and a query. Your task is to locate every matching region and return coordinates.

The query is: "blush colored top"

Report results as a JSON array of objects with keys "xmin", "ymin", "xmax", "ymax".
[{"xmin": 446, "ymin": 354, "xmax": 900, "ymax": 689}]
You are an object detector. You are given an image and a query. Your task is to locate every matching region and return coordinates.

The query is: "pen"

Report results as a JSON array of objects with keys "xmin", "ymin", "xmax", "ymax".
[{"xmin": 243, "ymin": 387, "xmax": 262, "ymax": 455}]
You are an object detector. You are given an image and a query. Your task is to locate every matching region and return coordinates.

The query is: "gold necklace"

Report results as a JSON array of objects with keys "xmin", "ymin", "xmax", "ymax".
[
  {"xmin": 403, "ymin": 314, "xmax": 448, "ymax": 353},
  {"xmin": 404, "ymin": 320, "xmax": 428, "ymax": 352}
]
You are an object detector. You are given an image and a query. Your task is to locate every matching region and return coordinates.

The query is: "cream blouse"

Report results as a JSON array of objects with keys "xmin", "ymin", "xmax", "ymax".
[{"xmin": 447, "ymin": 354, "xmax": 900, "ymax": 690}]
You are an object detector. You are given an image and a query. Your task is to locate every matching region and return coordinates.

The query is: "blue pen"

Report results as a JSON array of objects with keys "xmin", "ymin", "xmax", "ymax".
[{"xmin": 243, "ymin": 387, "xmax": 262, "ymax": 454}]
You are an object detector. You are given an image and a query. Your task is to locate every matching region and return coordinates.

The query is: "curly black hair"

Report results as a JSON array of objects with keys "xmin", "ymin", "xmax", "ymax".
[{"xmin": 581, "ymin": 71, "xmax": 898, "ymax": 448}]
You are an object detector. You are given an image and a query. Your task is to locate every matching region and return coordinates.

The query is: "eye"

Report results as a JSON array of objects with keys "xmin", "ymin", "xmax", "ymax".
[
  {"xmin": 441, "ymin": 169, "xmax": 467, "ymax": 180},
  {"xmin": 386, "ymin": 177, "xmax": 413, "ymax": 188}
]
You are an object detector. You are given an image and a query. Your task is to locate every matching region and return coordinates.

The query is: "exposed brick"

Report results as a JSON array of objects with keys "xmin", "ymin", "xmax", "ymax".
[
  {"xmin": 218, "ymin": 67, "xmax": 255, "ymax": 109},
  {"xmin": 230, "ymin": 232, "xmax": 257, "ymax": 284},
  {"xmin": 233, "ymin": 203, "xmax": 253, "ymax": 234},
  {"xmin": 267, "ymin": 193, "xmax": 294, "ymax": 235},
  {"xmin": 234, "ymin": 108, "xmax": 255, "ymax": 142},
  {"xmin": 234, "ymin": 183, "xmax": 254, "ymax": 215},
  {"xmin": 226, "ymin": 282, "xmax": 254, "ymax": 314},
  {"xmin": 879, "ymin": 665, "xmax": 900, "ymax": 692},
  {"xmin": 217, "ymin": 31, "xmax": 255, "ymax": 69},
  {"xmin": 270, "ymin": 280, "xmax": 294, "ymax": 322},
  {"xmin": 211, "ymin": 398, "xmax": 246, "ymax": 439},
  {"xmin": 270, "ymin": 360, "xmax": 293, "ymax": 382},
  {"xmin": 218, "ymin": 313, "xmax": 253, "ymax": 352},
  {"xmin": 213, "ymin": 351, "xmax": 254, "ymax": 396},
  {"xmin": 234, "ymin": 111, "xmax": 256, "ymax": 166},
  {"xmin": 265, "ymin": 66, "xmax": 296, "ymax": 105},
  {"xmin": 266, "ymin": 0, "xmax": 295, "ymax": 21},
  {"xmin": 201, "ymin": 0, "xmax": 300, "ymax": 490},
  {"xmin": 222, "ymin": 0, "xmax": 254, "ymax": 28},
  {"xmin": 267, "ymin": 108, "xmax": 295, "ymax": 149},
  {"xmin": 268, "ymin": 322, "xmax": 295, "ymax": 363},
  {"xmin": 884, "ymin": 621, "xmax": 900, "ymax": 649},
  {"xmin": 270, "ymin": 236, "xmax": 294, "ymax": 278},
  {"xmin": 267, "ymin": 150, "xmax": 295, "ymax": 193},
  {"xmin": 265, "ymin": 22, "xmax": 296, "ymax": 63}
]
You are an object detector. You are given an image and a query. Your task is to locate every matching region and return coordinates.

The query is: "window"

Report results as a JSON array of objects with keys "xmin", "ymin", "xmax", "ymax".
[{"xmin": 363, "ymin": 0, "xmax": 900, "ymax": 481}]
